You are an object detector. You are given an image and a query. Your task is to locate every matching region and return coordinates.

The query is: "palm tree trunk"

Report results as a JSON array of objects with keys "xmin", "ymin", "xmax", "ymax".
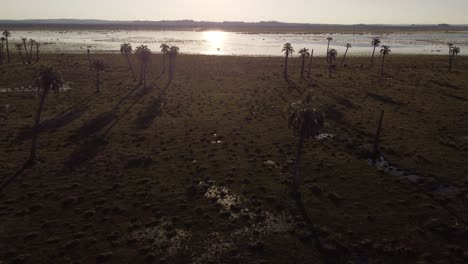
[
  {"xmin": 29, "ymin": 89, "xmax": 49, "ymax": 164},
  {"xmin": 96, "ymin": 70, "xmax": 100, "ymax": 93},
  {"xmin": 293, "ymin": 132, "xmax": 305, "ymax": 196},
  {"xmin": 301, "ymin": 56, "xmax": 305, "ymax": 78},
  {"xmin": 28, "ymin": 42, "xmax": 33, "ymax": 64},
  {"xmin": 87, "ymin": 49, "xmax": 92, "ymax": 71},
  {"xmin": 0, "ymin": 44, "xmax": 3, "ymax": 65},
  {"xmin": 125, "ymin": 53, "xmax": 136, "ymax": 81},
  {"xmin": 283, "ymin": 52, "xmax": 289, "ymax": 79},
  {"xmin": 19, "ymin": 49, "xmax": 25, "ymax": 64},
  {"xmin": 23, "ymin": 41, "xmax": 29, "ymax": 63},
  {"xmin": 307, "ymin": 49, "xmax": 313, "ymax": 79},
  {"xmin": 381, "ymin": 55, "xmax": 386, "ymax": 76},
  {"xmin": 372, "ymin": 46, "xmax": 376, "ymax": 65},
  {"xmin": 162, "ymin": 53, "xmax": 166, "ymax": 74},
  {"xmin": 328, "ymin": 61, "xmax": 332, "ymax": 78},
  {"xmin": 169, "ymin": 55, "xmax": 174, "ymax": 82},
  {"xmin": 342, "ymin": 48, "xmax": 349, "ymax": 66},
  {"xmin": 143, "ymin": 62, "xmax": 148, "ymax": 88},
  {"xmin": 6, "ymin": 38, "xmax": 10, "ymax": 63},
  {"xmin": 36, "ymin": 45, "xmax": 39, "ymax": 62},
  {"xmin": 326, "ymin": 41, "xmax": 330, "ymax": 62}
]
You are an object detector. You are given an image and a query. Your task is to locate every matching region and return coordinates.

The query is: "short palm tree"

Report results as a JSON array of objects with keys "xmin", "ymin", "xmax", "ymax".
[
  {"xmin": 15, "ymin": 43, "xmax": 25, "ymax": 64},
  {"xmin": 35, "ymin": 42, "xmax": 41, "ymax": 62},
  {"xmin": 29, "ymin": 66, "xmax": 63, "ymax": 164},
  {"xmin": 169, "ymin": 46, "xmax": 180, "ymax": 82},
  {"xmin": 282, "ymin": 43, "xmax": 295, "ymax": 79},
  {"xmin": 160, "ymin": 43, "xmax": 170, "ymax": 74},
  {"xmin": 298, "ymin": 48, "xmax": 310, "ymax": 78},
  {"xmin": 2, "ymin": 30, "xmax": 11, "ymax": 63},
  {"xmin": 307, "ymin": 49, "xmax": 314, "ymax": 79},
  {"xmin": 328, "ymin": 49, "xmax": 338, "ymax": 78},
  {"xmin": 92, "ymin": 60, "xmax": 106, "ymax": 93},
  {"xmin": 135, "ymin": 45, "xmax": 152, "ymax": 87},
  {"xmin": 371, "ymin": 38, "xmax": 381, "ymax": 65},
  {"xmin": 288, "ymin": 93, "xmax": 324, "ymax": 196},
  {"xmin": 28, "ymin": 39, "xmax": 35, "ymax": 64},
  {"xmin": 0, "ymin": 37, "xmax": 5, "ymax": 65},
  {"xmin": 341, "ymin": 43, "xmax": 352, "ymax": 66},
  {"xmin": 326, "ymin": 37, "xmax": 333, "ymax": 62},
  {"xmin": 449, "ymin": 45, "xmax": 460, "ymax": 72},
  {"xmin": 21, "ymin": 38, "xmax": 29, "ymax": 63},
  {"xmin": 380, "ymin": 45, "xmax": 391, "ymax": 76},
  {"xmin": 120, "ymin": 43, "xmax": 136, "ymax": 81}
]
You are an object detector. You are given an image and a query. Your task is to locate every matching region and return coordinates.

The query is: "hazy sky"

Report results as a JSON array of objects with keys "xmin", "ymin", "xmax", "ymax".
[{"xmin": 3, "ymin": 0, "xmax": 468, "ymax": 24}]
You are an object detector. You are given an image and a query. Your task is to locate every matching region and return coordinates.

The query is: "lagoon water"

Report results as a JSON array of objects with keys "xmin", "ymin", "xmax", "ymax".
[{"xmin": 8, "ymin": 30, "xmax": 468, "ymax": 56}]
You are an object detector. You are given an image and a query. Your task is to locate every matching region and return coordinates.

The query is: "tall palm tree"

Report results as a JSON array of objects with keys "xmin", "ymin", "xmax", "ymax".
[
  {"xmin": 160, "ymin": 43, "xmax": 170, "ymax": 74},
  {"xmin": 448, "ymin": 43, "xmax": 453, "ymax": 69},
  {"xmin": 307, "ymin": 49, "xmax": 314, "ymax": 79},
  {"xmin": 120, "ymin": 43, "xmax": 136, "ymax": 81},
  {"xmin": 35, "ymin": 42, "xmax": 41, "ymax": 62},
  {"xmin": 341, "ymin": 43, "xmax": 352, "ymax": 66},
  {"xmin": 21, "ymin": 38, "xmax": 30, "ymax": 63},
  {"xmin": 169, "ymin": 46, "xmax": 180, "ymax": 82},
  {"xmin": 449, "ymin": 45, "xmax": 460, "ymax": 72},
  {"xmin": 2, "ymin": 30, "xmax": 11, "ymax": 63},
  {"xmin": 15, "ymin": 43, "xmax": 25, "ymax": 64},
  {"xmin": 135, "ymin": 45, "xmax": 152, "ymax": 88},
  {"xmin": 92, "ymin": 60, "xmax": 106, "ymax": 93},
  {"xmin": 298, "ymin": 48, "xmax": 310, "ymax": 78},
  {"xmin": 326, "ymin": 37, "xmax": 333, "ymax": 62},
  {"xmin": 371, "ymin": 38, "xmax": 381, "ymax": 66},
  {"xmin": 29, "ymin": 66, "xmax": 63, "ymax": 164},
  {"xmin": 28, "ymin": 39, "xmax": 35, "ymax": 64},
  {"xmin": 282, "ymin": 43, "xmax": 295, "ymax": 79},
  {"xmin": 328, "ymin": 49, "xmax": 338, "ymax": 78},
  {"xmin": 288, "ymin": 93, "xmax": 324, "ymax": 196},
  {"xmin": 380, "ymin": 45, "xmax": 391, "ymax": 76},
  {"xmin": 0, "ymin": 37, "xmax": 4, "ymax": 65}
]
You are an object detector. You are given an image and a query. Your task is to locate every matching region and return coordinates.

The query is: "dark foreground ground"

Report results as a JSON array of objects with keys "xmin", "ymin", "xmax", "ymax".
[{"xmin": 0, "ymin": 53, "xmax": 467, "ymax": 264}]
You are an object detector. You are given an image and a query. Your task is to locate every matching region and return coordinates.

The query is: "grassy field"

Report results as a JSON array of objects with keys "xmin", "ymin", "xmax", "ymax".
[{"xmin": 0, "ymin": 53, "xmax": 467, "ymax": 263}]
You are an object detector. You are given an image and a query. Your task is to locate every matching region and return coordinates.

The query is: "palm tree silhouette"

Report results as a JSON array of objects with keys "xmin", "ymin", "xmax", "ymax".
[
  {"xmin": 28, "ymin": 39, "xmax": 35, "ymax": 64},
  {"xmin": 160, "ymin": 43, "xmax": 170, "ymax": 74},
  {"xmin": 282, "ymin": 43, "xmax": 295, "ymax": 79},
  {"xmin": 380, "ymin": 45, "xmax": 391, "ymax": 76},
  {"xmin": 35, "ymin": 42, "xmax": 41, "ymax": 62},
  {"xmin": 120, "ymin": 43, "xmax": 136, "ymax": 81},
  {"xmin": 29, "ymin": 66, "xmax": 63, "ymax": 164},
  {"xmin": 326, "ymin": 37, "xmax": 333, "ymax": 62},
  {"xmin": 328, "ymin": 48, "xmax": 338, "ymax": 78},
  {"xmin": 341, "ymin": 43, "xmax": 352, "ymax": 66},
  {"xmin": 135, "ymin": 45, "xmax": 152, "ymax": 88},
  {"xmin": 371, "ymin": 38, "xmax": 381, "ymax": 66},
  {"xmin": 15, "ymin": 43, "xmax": 25, "ymax": 64},
  {"xmin": 288, "ymin": 93, "xmax": 324, "ymax": 197},
  {"xmin": 307, "ymin": 49, "xmax": 314, "ymax": 79},
  {"xmin": 92, "ymin": 60, "xmax": 106, "ymax": 93},
  {"xmin": 0, "ymin": 37, "xmax": 5, "ymax": 65},
  {"xmin": 21, "ymin": 38, "xmax": 30, "ymax": 64},
  {"xmin": 298, "ymin": 48, "xmax": 310, "ymax": 78},
  {"xmin": 169, "ymin": 46, "xmax": 180, "ymax": 82},
  {"xmin": 449, "ymin": 45, "xmax": 460, "ymax": 72},
  {"xmin": 2, "ymin": 30, "xmax": 11, "ymax": 63}
]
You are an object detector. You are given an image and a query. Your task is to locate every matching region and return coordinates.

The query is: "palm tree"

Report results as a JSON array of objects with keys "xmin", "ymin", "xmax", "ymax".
[
  {"xmin": 29, "ymin": 66, "xmax": 63, "ymax": 164},
  {"xmin": 28, "ymin": 39, "xmax": 35, "ymax": 64},
  {"xmin": 15, "ymin": 43, "xmax": 25, "ymax": 64},
  {"xmin": 92, "ymin": 60, "xmax": 106, "ymax": 93},
  {"xmin": 371, "ymin": 38, "xmax": 381, "ymax": 66},
  {"xmin": 328, "ymin": 49, "xmax": 338, "ymax": 78},
  {"xmin": 298, "ymin": 48, "xmax": 310, "ymax": 78},
  {"xmin": 160, "ymin": 43, "xmax": 170, "ymax": 74},
  {"xmin": 135, "ymin": 45, "xmax": 152, "ymax": 88},
  {"xmin": 35, "ymin": 42, "xmax": 41, "ymax": 62},
  {"xmin": 2, "ymin": 30, "xmax": 11, "ymax": 63},
  {"xmin": 341, "ymin": 43, "xmax": 352, "ymax": 66},
  {"xmin": 449, "ymin": 45, "xmax": 460, "ymax": 72},
  {"xmin": 120, "ymin": 43, "xmax": 136, "ymax": 81},
  {"xmin": 307, "ymin": 49, "xmax": 314, "ymax": 79},
  {"xmin": 169, "ymin": 46, "xmax": 180, "ymax": 82},
  {"xmin": 326, "ymin": 37, "xmax": 333, "ymax": 62},
  {"xmin": 21, "ymin": 38, "xmax": 30, "ymax": 63},
  {"xmin": 288, "ymin": 93, "xmax": 324, "ymax": 196},
  {"xmin": 282, "ymin": 43, "xmax": 295, "ymax": 79},
  {"xmin": 380, "ymin": 45, "xmax": 391, "ymax": 76}
]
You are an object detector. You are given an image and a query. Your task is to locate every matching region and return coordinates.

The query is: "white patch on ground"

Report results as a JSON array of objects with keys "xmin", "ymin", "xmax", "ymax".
[
  {"xmin": 0, "ymin": 83, "xmax": 72, "ymax": 93},
  {"xmin": 315, "ymin": 133, "xmax": 334, "ymax": 140},
  {"xmin": 204, "ymin": 184, "xmax": 243, "ymax": 218},
  {"xmin": 192, "ymin": 232, "xmax": 236, "ymax": 264},
  {"xmin": 264, "ymin": 160, "xmax": 278, "ymax": 167}
]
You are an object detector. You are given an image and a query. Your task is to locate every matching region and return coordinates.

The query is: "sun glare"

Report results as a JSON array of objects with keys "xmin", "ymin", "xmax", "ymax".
[{"xmin": 203, "ymin": 31, "xmax": 227, "ymax": 54}]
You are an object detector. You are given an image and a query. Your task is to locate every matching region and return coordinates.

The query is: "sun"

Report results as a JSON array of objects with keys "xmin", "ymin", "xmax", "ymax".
[{"xmin": 203, "ymin": 31, "xmax": 227, "ymax": 54}]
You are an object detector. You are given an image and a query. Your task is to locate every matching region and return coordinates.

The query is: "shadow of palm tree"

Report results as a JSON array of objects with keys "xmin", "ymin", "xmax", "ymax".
[
  {"xmin": 64, "ymin": 136, "xmax": 108, "ymax": 171},
  {"xmin": 133, "ymin": 96, "xmax": 162, "ymax": 130}
]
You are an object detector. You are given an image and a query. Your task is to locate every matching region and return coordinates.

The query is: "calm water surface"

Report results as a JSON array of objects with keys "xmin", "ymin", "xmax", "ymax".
[{"xmin": 9, "ymin": 30, "xmax": 468, "ymax": 56}]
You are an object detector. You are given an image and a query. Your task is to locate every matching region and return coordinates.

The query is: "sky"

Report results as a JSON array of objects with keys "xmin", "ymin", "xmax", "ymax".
[{"xmin": 2, "ymin": 0, "xmax": 468, "ymax": 24}]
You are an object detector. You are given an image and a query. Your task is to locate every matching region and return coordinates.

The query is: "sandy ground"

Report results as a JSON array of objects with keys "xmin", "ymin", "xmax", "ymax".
[{"xmin": 0, "ymin": 53, "xmax": 467, "ymax": 263}]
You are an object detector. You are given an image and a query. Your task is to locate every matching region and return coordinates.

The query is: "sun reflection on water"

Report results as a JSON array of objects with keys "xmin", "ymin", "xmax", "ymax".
[{"xmin": 203, "ymin": 31, "xmax": 227, "ymax": 55}]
